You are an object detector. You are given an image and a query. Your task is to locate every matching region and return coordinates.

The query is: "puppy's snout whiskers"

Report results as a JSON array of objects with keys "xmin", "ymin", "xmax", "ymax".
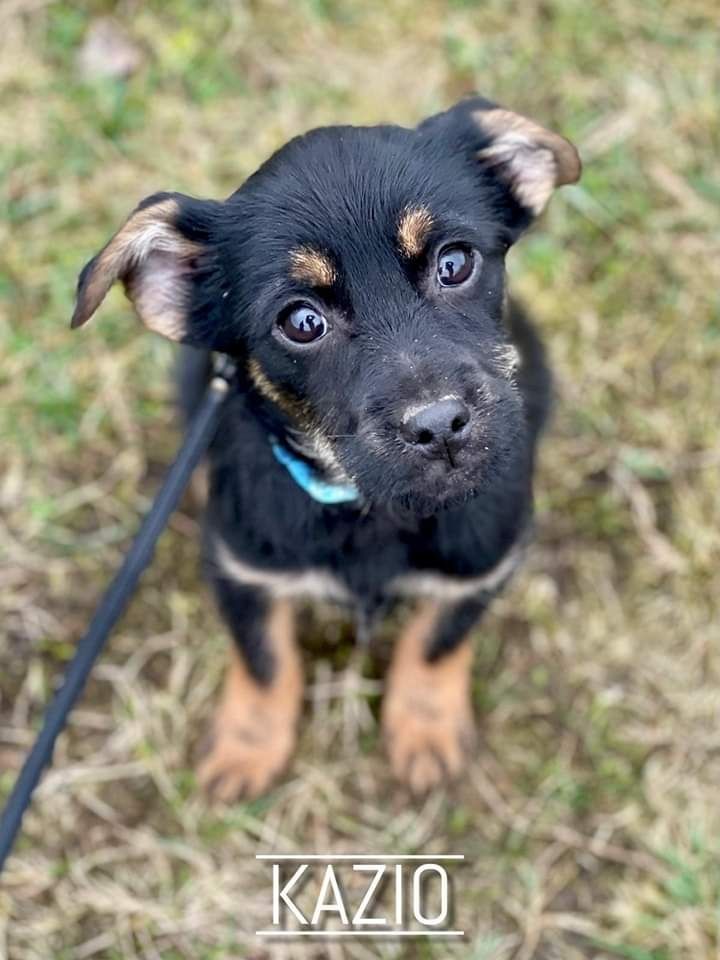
[{"xmin": 491, "ymin": 342, "xmax": 520, "ymax": 381}]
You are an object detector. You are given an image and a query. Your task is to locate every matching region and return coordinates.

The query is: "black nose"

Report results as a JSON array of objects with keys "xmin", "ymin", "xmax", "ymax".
[{"xmin": 400, "ymin": 397, "xmax": 471, "ymax": 460}]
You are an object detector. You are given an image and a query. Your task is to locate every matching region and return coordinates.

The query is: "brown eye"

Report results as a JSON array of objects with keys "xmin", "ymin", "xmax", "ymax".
[
  {"xmin": 437, "ymin": 246, "xmax": 474, "ymax": 286},
  {"xmin": 278, "ymin": 303, "xmax": 328, "ymax": 344}
]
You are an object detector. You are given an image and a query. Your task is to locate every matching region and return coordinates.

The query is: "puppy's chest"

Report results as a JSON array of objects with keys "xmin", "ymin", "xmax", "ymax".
[
  {"xmin": 209, "ymin": 506, "xmax": 523, "ymax": 607},
  {"xmin": 211, "ymin": 511, "xmax": 407, "ymax": 605},
  {"xmin": 206, "ymin": 425, "xmax": 529, "ymax": 606}
]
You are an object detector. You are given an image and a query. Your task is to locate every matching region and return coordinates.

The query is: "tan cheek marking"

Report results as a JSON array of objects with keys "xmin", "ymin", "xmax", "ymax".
[
  {"xmin": 246, "ymin": 357, "xmax": 312, "ymax": 425},
  {"xmin": 397, "ymin": 206, "xmax": 434, "ymax": 258},
  {"xmin": 382, "ymin": 600, "xmax": 475, "ymax": 794},
  {"xmin": 197, "ymin": 599, "xmax": 303, "ymax": 801},
  {"xmin": 246, "ymin": 359, "xmax": 351, "ymax": 482},
  {"xmin": 289, "ymin": 247, "xmax": 336, "ymax": 287}
]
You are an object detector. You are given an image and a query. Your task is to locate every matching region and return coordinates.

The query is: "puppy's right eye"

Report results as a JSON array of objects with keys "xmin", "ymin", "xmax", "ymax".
[
  {"xmin": 437, "ymin": 245, "xmax": 475, "ymax": 286},
  {"xmin": 278, "ymin": 303, "xmax": 329, "ymax": 344}
]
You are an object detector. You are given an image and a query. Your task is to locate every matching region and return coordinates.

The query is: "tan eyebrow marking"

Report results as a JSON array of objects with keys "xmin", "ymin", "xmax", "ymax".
[
  {"xmin": 288, "ymin": 246, "xmax": 337, "ymax": 287},
  {"xmin": 397, "ymin": 206, "xmax": 434, "ymax": 258}
]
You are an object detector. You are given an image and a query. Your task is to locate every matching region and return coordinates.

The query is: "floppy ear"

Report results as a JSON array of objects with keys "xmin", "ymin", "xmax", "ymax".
[
  {"xmin": 71, "ymin": 192, "xmax": 226, "ymax": 346},
  {"xmin": 418, "ymin": 96, "xmax": 581, "ymax": 225}
]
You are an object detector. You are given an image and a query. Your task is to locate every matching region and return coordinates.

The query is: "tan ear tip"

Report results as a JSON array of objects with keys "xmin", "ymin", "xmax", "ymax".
[
  {"xmin": 558, "ymin": 139, "xmax": 582, "ymax": 186},
  {"xmin": 568, "ymin": 151, "xmax": 583, "ymax": 185},
  {"xmin": 70, "ymin": 303, "xmax": 89, "ymax": 329}
]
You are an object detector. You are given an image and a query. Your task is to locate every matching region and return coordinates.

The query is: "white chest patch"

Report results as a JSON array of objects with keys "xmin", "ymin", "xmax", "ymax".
[
  {"xmin": 388, "ymin": 543, "xmax": 524, "ymax": 601},
  {"xmin": 214, "ymin": 538, "xmax": 352, "ymax": 603},
  {"xmin": 215, "ymin": 537, "xmax": 524, "ymax": 605}
]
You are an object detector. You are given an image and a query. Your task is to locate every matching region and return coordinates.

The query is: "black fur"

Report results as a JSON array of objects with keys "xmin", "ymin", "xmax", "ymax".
[
  {"xmin": 91, "ymin": 96, "xmax": 564, "ymax": 685},
  {"xmin": 167, "ymin": 98, "xmax": 557, "ymax": 682}
]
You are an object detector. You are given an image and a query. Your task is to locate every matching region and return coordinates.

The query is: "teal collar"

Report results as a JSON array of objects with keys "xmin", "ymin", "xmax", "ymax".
[{"xmin": 270, "ymin": 436, "xmax": 360, "ymax": 505}]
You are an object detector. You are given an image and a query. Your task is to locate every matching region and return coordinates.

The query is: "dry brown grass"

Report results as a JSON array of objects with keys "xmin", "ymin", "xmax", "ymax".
[{"xmin": 1, "ymin": 1, "xmax": 719, "ymax": 958}]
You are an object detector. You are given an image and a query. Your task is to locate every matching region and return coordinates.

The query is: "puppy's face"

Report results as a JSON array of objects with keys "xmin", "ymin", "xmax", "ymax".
[{"xmin": 73, "ymin": 97, "xmax": 580, "ymax": 515}]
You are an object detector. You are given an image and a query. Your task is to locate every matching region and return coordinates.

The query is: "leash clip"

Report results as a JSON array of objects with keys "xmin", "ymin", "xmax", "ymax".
[{"xmin": 210, "ymin": 353, "xmax": 237, "ymax": 394}]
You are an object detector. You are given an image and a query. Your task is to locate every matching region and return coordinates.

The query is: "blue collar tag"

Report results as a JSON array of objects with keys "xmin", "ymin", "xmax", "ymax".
[{"xmin": 270, "ymin": 437, "xmax": 360, "ymax": 505}]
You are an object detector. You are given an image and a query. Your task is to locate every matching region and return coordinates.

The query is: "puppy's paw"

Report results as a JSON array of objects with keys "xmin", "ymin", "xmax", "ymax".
[
  {"xmin": 382, "ymin": 689, "xmax": 475, "ymax": 795},
  {"xmin": 197, "ymin": 706, "xmax": 296, "ymax": 802},
  {"xmin": 382, "ymin": 602, "xmax": 477, "ymax": 794},
  {"xmin": 198, "ymin": 602, "xmax": 303, "ymax": 803}
]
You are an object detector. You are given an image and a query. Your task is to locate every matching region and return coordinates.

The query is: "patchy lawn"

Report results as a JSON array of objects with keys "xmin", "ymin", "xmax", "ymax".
[{"xmin": 1, "ymin": 1, "xmax": 719, "ymax": 957}]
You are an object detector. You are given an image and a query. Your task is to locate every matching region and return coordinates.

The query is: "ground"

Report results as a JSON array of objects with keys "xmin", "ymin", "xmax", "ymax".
[{"xmin": 1, "ymin": 1, "xmax": 719, "ymax": 958}]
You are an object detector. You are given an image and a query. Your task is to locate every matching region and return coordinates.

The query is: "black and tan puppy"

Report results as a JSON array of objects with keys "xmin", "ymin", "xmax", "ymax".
[{"xmin": 72, "ymin": 96, "xmax": 580, "ymax": 799}]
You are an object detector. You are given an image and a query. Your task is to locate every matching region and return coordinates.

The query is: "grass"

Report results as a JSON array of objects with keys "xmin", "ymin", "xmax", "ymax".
[{"xmin": 1, "ymin": 0, "xmax": 719, "ymax": 957}]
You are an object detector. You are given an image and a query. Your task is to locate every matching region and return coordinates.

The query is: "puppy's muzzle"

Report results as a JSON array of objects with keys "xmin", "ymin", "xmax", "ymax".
[{"xmin": 400, "ymin": 396, "xmax": 471, "ymax": 464}]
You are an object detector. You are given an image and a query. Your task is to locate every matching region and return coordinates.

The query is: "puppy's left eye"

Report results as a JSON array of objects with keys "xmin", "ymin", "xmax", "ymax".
[
  {"xmin": 278, "ymin": 303, "xmax": 329, "ymax": 344},
  {"xmin": 437, "ymin": 246, "xmax": 475, "ymax": 286}
]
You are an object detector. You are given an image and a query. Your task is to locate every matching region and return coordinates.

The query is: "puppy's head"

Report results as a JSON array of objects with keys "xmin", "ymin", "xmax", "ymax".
[{"xmin": 73, "ymin": 96, "xmax": 580, "ymax": 515}]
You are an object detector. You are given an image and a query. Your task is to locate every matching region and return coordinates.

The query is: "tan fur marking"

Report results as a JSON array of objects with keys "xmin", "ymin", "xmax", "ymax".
[
  {"xmin": 474, "ymin": 108, "xmax": 581, "ymax": 215},
  {"xmin": 382, "ymin": 600, "xmax": 475, "ymax": 794},
  {"xmin": 289, "ymin": 246, "xmax": 336, "ymax": 287},
  {"xmin": 397, "ymin": 207, "xmax": 434, "ymax": 258},
  {"xmin": 247, "ymin": 357, "xmax": 311, "ymax": 423},
  {"xmin": 246, "ymin": 359, "xmax": 351, "ymax": 482},
  {"xmin": 197, "ymin": 599, "xmax": 303, "ymax": 801}
]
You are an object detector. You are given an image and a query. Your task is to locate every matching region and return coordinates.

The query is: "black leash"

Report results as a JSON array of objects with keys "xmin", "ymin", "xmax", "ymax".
[{"xmin": 0, "ymin": 355, "xmax": 236, "ymax": 874}]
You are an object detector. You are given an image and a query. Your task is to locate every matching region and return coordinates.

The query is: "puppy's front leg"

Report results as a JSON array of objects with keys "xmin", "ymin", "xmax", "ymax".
[
  {"xmin": 198, "ymin": 579, "xmax": 303, "ymax": 802},
  {"xmin": 382, "ymin": 596, "xmax": 487, "ymax": 794}
]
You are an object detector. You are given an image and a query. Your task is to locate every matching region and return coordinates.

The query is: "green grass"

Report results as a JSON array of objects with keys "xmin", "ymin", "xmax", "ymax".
[{"xmin": 1, "ymin": 1, "xmax": 720, "ymax": 958}]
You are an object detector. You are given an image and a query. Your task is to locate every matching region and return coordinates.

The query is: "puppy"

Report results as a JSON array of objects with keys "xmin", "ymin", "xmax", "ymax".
[{"xmin": 72, "ymin": 96, "xmax": 580, "ymax": 799}]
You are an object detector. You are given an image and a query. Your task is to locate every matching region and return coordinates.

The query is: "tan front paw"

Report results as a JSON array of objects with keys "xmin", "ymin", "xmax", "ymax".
[
  {"xmin": 197, "ymin": 713, "xmax": 296, "ymax": 802},
  {"xmin": 198, "ymin": 610, "xmax": 302, "ymax": 803},
  {"xmin": 382, "ymin": 601, "xmax": 476, "ymax": 795},
  {"xmin": 382, "ymin": 691, "xmax": 475, "ymax": 794}
]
